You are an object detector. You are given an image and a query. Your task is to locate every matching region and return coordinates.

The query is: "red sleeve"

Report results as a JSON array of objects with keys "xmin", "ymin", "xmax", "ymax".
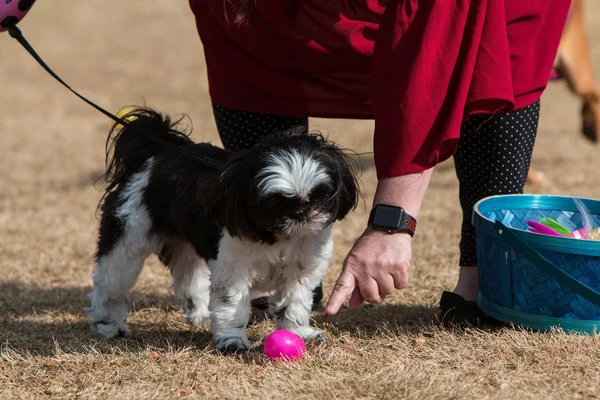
[{"xmin": 372, "ymin": 0, "xmax": 515, "ymax": 179}]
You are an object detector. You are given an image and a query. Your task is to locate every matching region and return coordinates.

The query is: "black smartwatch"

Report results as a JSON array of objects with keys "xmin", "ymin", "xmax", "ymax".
[{"xmin": 367, "ymin": 204, "xmax": 417, "ymax": 237}]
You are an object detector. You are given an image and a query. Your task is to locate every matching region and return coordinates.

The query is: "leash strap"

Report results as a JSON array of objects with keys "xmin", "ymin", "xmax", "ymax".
[{"xmin": 8, "ymin": 25, "xmax": 222, "ymax": 169}]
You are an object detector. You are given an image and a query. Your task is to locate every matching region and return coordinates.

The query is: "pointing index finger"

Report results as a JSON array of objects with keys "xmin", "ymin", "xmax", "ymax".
[{"xmin": 325, "ymin": 270, "xmax": 356, "ymax": 315}]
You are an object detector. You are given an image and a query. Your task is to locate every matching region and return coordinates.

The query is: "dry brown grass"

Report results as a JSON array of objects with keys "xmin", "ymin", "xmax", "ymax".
[{"xmin": 2, "ymin": 1, "xmax": 600, "ymax": 399}]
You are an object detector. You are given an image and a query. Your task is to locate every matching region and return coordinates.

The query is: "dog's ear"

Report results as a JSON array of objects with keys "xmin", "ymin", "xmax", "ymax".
[
  {"xmin": 322, "ymin": 143, "xmax": 360, "ymax": 222},
  {"xmin": 210, "ymin": 152, "xmax": 257, "ymax": 239}
]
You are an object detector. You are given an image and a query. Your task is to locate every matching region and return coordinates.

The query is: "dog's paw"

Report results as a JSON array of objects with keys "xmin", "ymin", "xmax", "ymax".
[
  {"xmin": 91, "ymin": 320, "xmax": 131, "ymax": 339},
  {"xmin": 582, "ymin": 101, "xmax": 599, "ymax": 143},
  {"xmin": 290, "ymin": 327, "xmax": 326, "ymax": 343},
  {"xmin": 303, "ymin": 329, "xmax": 326, "ymax": 343},
  {"xmin": 215, "ymin": 335, "xmax": 251, "ymax": 354}
]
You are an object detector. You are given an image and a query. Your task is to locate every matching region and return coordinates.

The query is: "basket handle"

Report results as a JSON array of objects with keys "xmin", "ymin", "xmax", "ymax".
[{"xmin": 493, "ymin": 221, "xmax": 600, "ymax": 307}]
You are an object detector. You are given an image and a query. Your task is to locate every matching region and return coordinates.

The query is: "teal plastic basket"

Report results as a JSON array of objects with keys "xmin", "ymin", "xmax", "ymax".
[{"xmin": 473, "ymin": 194, "xmax": 600, "ymax": 334}]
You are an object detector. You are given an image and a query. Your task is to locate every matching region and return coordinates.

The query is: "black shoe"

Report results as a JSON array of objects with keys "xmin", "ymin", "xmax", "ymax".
[{"xmin": 439, "ymin": 291, "xmax": 502, "ymax": 328}]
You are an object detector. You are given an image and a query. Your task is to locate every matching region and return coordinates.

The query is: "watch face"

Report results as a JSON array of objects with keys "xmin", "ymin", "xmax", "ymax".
[{"xmin": 372, "ymin": 205, "xmax": 403, "ymax": 230}]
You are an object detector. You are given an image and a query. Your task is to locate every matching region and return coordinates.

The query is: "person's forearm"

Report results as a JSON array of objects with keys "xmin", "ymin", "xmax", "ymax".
[{"xmin": 372, "ymin": 168, "xmax": 434, "ymax": 218}]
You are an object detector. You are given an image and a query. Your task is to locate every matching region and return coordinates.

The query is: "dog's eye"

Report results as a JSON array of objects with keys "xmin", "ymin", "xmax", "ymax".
[
  {"xmin": 264, "ymin": 195, "xmax": 286, "ymax": 208},
  {"xmin": 309, "ymin": 184, "xmax": 331, "ymax": 201},
  {"xmin": 264, "ymin": 196, "xmax": 279, "ymax": 208},
  {"xmin": 263, "ymin": 194, "xmax": 302, "ymax": 209}
]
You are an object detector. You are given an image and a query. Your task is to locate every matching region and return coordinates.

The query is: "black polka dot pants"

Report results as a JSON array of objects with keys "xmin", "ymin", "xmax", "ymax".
[
  {"xmin": 211, "ymin": 102, "xmax": 325, "ymax": 309},
  {"xmin": 212, "ymin": 102, "xmax": 308, "ymax": 151},
  {"xmin": 454, "ymin": 100, "xmax": 540, "ymax": 267}
]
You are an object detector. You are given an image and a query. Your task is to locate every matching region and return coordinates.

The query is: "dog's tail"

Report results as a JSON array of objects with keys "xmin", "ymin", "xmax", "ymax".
[{"xmin": 103, "ymin": 107, "xmax": 193, "ymax": 193}]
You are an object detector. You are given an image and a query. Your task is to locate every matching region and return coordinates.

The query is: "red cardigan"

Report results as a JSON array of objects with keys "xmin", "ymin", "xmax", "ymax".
[{"xmin": 189, "ymin": 0, "xmax": 570, "ymax": 178}]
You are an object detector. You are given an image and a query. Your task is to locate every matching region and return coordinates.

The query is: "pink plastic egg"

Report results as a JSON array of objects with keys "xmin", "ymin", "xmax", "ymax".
[
  {"xmin": 0, "ymin": 0, "xmax": 36, "ymax": 33},
  {"xmin": 264, "ymin": 330, "xmax": 306, "ymax": 361}
]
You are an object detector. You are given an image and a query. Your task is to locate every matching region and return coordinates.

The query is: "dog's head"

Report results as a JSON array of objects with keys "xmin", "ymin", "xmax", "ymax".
[{"xmin": 211, "ymin": 127, "xmax": 360, "ymax": 243}]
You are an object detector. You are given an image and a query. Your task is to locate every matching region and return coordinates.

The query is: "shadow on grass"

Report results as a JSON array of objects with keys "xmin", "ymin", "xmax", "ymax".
[
  {"xmin": 0, "ymin": 282, "xmax": 444, "ymax": 357},
  {"xmin": 0, "ymin": 319, "xmax": 215, "ymax": 357},
  {"xmin": 0, "ymin": 282, "xmax": 173, "ymax": 317},
  {"xmin": 0, "ymin": 282, "xmax": 214, "ymax": 357},
  {"xmin": 314, "ymin": 303, "xmax": 440, "ymax": 336}
]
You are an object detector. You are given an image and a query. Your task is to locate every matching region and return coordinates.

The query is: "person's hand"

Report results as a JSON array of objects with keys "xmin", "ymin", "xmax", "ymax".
[
  {"xmin": 325, "ymin": 228, "xmax": 412, "ymax": 315},
  {"xmin": 324, "ymin": 168, "xmax": 433, "ymax": 315}
]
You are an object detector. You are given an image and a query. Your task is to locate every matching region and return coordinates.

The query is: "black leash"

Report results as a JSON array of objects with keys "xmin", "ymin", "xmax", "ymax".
[{"xmin": 7, "ymin": 25, "xmax": 223, "ymax": 169}]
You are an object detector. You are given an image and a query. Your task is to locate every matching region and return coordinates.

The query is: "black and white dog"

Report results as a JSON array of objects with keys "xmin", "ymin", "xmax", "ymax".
[{"xmin": 86, "ymin": 108, "xmax": 359, "ymax": 353}]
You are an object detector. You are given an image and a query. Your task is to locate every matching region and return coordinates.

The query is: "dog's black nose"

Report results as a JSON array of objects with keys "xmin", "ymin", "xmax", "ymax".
[{"xmin": 291, "ymin": 208, "xmax": 307, "ymax": 221}]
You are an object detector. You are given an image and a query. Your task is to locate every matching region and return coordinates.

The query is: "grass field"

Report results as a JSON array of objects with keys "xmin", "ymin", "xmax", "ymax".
[{"xmin": 2, "ymin": 1, "xmax": 600, "ymax": 399}]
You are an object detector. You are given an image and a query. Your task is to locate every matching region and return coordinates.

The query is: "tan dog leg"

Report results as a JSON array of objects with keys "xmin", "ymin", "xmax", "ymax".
[
  {"xmin": 555, "ymin": 0, "xmax": 600, "ymax": 142},
  {"xmin": 528, "ymin": 0, "xmax": 598, "ymax": 186}
]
